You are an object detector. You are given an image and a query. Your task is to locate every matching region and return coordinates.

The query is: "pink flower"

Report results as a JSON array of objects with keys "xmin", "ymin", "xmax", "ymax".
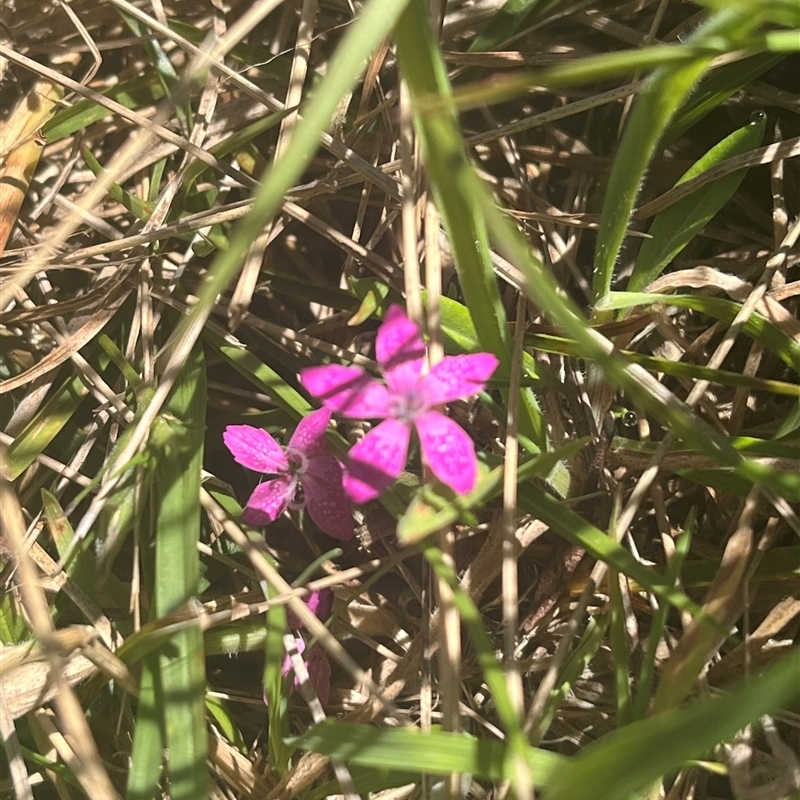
[
  {"xmin": 223, "ymin": 408, "xmax": 353, "ymax": 540},
  {"xmin": 300, "ymin": 304, "xmax": 499, "ymax": 503},
  {"xmin": 282, "ymin": 588, "xmax": 334, "ymax": 706}
]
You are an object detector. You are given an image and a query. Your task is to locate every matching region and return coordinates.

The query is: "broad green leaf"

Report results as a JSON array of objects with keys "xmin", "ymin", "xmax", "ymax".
[{"xmin": 628, "ymin": 113, "xmax": 767, "ymax": 293}]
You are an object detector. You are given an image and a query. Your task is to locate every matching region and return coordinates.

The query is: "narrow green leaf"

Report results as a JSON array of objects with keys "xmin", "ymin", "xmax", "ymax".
[
  {"xmin": 600, "ymin": 292, "xmax": 800, "ymax": 372},
  {"xmin": 127, "ymin": 657, "xmax": 165, "ymax": 800},
  {"xmin": 592, "ymin": 8, "xmax": 754, "ymax": 304},
  {"xmin": 541, "ymin": 652, "xmax": 800, "ymax": 800},
  {"xmin": 517, "ymin": 483, "xmax": 715, "ymax": 626},
  {"xmin": 153, "ymin": 345, "xmax": 208, "ymax": 800},
  {"xmin": 632, "ymin": 512, "xmax": 694, "ymax": 721},
  {"xmin": 423, "ymin": 545, "xmax": 535, "ymax": 787},
  {"xmin": 4, "ymin": 374, "xmax": 90, "ymax": 480},
  {"xmin": 82, "ymin": 146, "xmax": 155, "ymax": 220},
  {"xmin": 628, "ymin": 113, "xmax": 767, "ymax": 293},
  {"xmin": 398, "ymin": 437, "xmax": 588, "ymax": 543},
  {"xmin": 665, "ymin": 53, "xmax": 785, "ymax": 141},
  {"xmin": 297, "ymin": 721, "xmax": 566, "ymax": 785},
  {"xmin": 176, "ymin": 0, "xmax": 413, "ymax": 388},
  {"xmin": 42, "ymin": 74, "xmax": 165, "ymax": 142},
  {"xmin": 394, "ymin": 0, "xmax": 546, "ymax": 448}
]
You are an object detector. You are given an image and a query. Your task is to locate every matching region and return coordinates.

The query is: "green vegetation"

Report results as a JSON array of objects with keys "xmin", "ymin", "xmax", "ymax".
[{"xmin": 1, "ymin": 0, "xmax": 798, "ymax": 798}]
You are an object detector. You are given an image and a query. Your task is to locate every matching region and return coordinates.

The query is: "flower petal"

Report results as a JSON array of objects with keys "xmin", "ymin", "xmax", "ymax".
[
  {"xmin": 241, "ymin": 475, "xmax": 295, "ymax": 527},
  {"xmin": 415, "ymin": 410, "xmax": 478, "ymax": 495},
  {"xmin": 421, "ymin": 353, "xmax": 499, "ymax": 405},
  {"xmin": 302, "ymin": 453, "xmax": 354, "ymax": 540},
  {"xmin": 287, "ymin": 588, "xmax": 334, "ymax": 628},
  {"xmin": 305, "ymin": 644, "xmax": 332, "ymax": 707},
  {"xmin": 343, "ymin": 418, "xmax": 411, "ymax": 503},
  {"xmin": 281, "ymin": 639, "xmax": 332, "ymax": 707},
  {"xmin": 223, "ymin": 425, "xmax": 289, "ymax": 473},
  {"xmin": 376, "ymin": 304, "xmax": 425, "ymax": 395},
  {"xmin": 288, "ymin": 407, "xmax": 331, "ymax": 456},
  {"xmin": 301, "ymin": 365, "xmax": 392, "ymax": 418},
  {"xmin": 282, "ymin": 636, "xmax": 306, "ymax": 678}
]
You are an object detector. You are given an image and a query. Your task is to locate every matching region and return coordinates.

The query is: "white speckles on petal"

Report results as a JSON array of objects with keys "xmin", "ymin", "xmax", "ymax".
[
  {"xmin": 344, "ymin": 419, "xmax": 411, "ymax": 504},
  {"xmin": 303, "ymin": 453, "xmax": 354, "ymax": 540},
  {"xmin": 421, "ymin": 353, "xmax": 499, "ymax": 406},
  {"xmin": 415, "ymin": 410, "xmax": 477, "ymax": 495},
  {"xmin": 288, "ymin": 407, "xmax": 331, "ymax": 455},
  {"xmin": 242, "ymin": 475, "xmax": 296, "ymax": 526},
  {"xmin": 224, "ymin": 425, "xmax": 289, "ymax": 473}
]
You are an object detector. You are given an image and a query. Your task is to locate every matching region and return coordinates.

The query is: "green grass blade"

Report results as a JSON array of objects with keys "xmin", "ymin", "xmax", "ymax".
[
  {"xmin": 632, "ymin": 512, "xmax": 694, "ymax": 721},
  {"xmin": 42, "ymin": 74, "xmax": 165, "ymax": 142},
  {"xmin": 541, "ymin": 651, "xmax": 800, "ymax": 800},
  {"xmin": 517, "ymin": 483, "xmax": 713, "ymax": 625},
  {"xmin": 297, "ymin": 720, "xmax": 566, "ymax": 785},
  {"xmin": 600, "ymin": 292, "xmax": 800, "ymax": 371},
  {"xmin": 394, "ymin": 0, "xmax": 545, "ymax": 448},
  {"xmin": 127, "ymin": 657, "xmax": 165, "ymax": 800},
  {"xmin": 4, "ymin": 373, "xmax": 92, "ymax": 480},
  {"xmin": 592, "ymin": 8, "xmax": 754, "ymax": 304},
  {"xmin": 152, "ymin": 345, "xmax": 208, "ymax": 800},
  {"xmin": 398, "ymin": 437, "xmax": 588, "ymax": 542},
  {"xmin": 423, "ymin": 544, "xmax": 538, "ymax": 790},
  {"xmin": 665, "ymin": 53, "xmax": 785, "ymax": 141},
  {"xmin": 529, "ymin": 614, "xmax": 609, "ymax": 744},
  {"xmin": 627, "ymin": 114, "xmax": 767, "ymax": 293},
  {"xmin": 608, "ymin": 568, "xmax": 633, "ymax": 726},
  {"xmin": 172, "ymin": 0, "xmax": 412, "ymax": 375}
]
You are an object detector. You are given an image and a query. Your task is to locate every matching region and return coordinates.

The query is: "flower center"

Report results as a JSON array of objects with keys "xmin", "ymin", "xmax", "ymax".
[
  {"xmin": 389, "ymin": 388, "xmax": 427, "ymax": 423},
  {"xmin": 286, "ymin": 449, "xmax": 309, "ymax": 477}
]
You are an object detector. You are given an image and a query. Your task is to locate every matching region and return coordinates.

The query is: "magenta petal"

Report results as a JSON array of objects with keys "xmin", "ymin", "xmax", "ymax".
[
  {"xmin": 343, "ymin": 419, "xmax": 411, "ymax": 503},
  {"xmin": 415, "ymin": 410, "xmax": 478, "ymax": 495},
  {"xmin": 305, "ymin": 644, "xmax": 331, "ymax": 707},
  {"xmin": 421, "ymin": 353, "xmax": 499, "ymax": 405},
  {"xmin": 287, "ymin": 587, "xmax": 334, "ymax": 628},
  {"xmin": 305, "ymin": 587, "xmax": 334, "ymax": 623},
  {"xmin": 376, "ymin": 305, "xmax": 426, "ymax": 395},
  {"xmin": 281, "ymin": 637, "xmax": 304, "ymax": 678},
  {"xmin": 223, "ymin": 425, "xmax": 289, "ymax": 473},
  {"xmin": 282, "ymin": 639, "xmax": 332, "ymax": 707},
  {"xmin": 241, "ymin": 475, "xmax": 295, "ymax": 527},
  {"xmin": 288, "ymin": 407, "xmax": 331, "ymax": 456},
  {"xmin": 301, "ymin": 365, "xmax": 392, "ymax": 419},
  {"xmin": 302, "ymin": 453, "xmax": 354, "ymax": 540}
]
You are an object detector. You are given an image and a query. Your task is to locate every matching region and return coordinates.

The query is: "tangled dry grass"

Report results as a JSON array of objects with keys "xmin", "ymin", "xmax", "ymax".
[{"xmin": 1, "ymin": 1, "xmax": 799, "ymax": 798}]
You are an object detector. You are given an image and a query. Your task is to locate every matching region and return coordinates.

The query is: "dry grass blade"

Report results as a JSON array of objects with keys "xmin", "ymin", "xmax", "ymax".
[
  {"xmin": 0, "ymin": 476, "xmax": 118, "ymax": 798},
  {"xmin": 0, "ymin": 81, "xmax": 62, "ymax": 255}
]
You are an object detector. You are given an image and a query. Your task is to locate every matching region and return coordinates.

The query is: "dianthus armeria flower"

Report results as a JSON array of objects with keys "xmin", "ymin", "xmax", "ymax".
[
  {"xmin": 223, "ymin": 408, "xmax": 353, "ymax": 540},
  {"xmin": 300, "ymin": 304, "xmax": 499, "ymax": 503}
]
